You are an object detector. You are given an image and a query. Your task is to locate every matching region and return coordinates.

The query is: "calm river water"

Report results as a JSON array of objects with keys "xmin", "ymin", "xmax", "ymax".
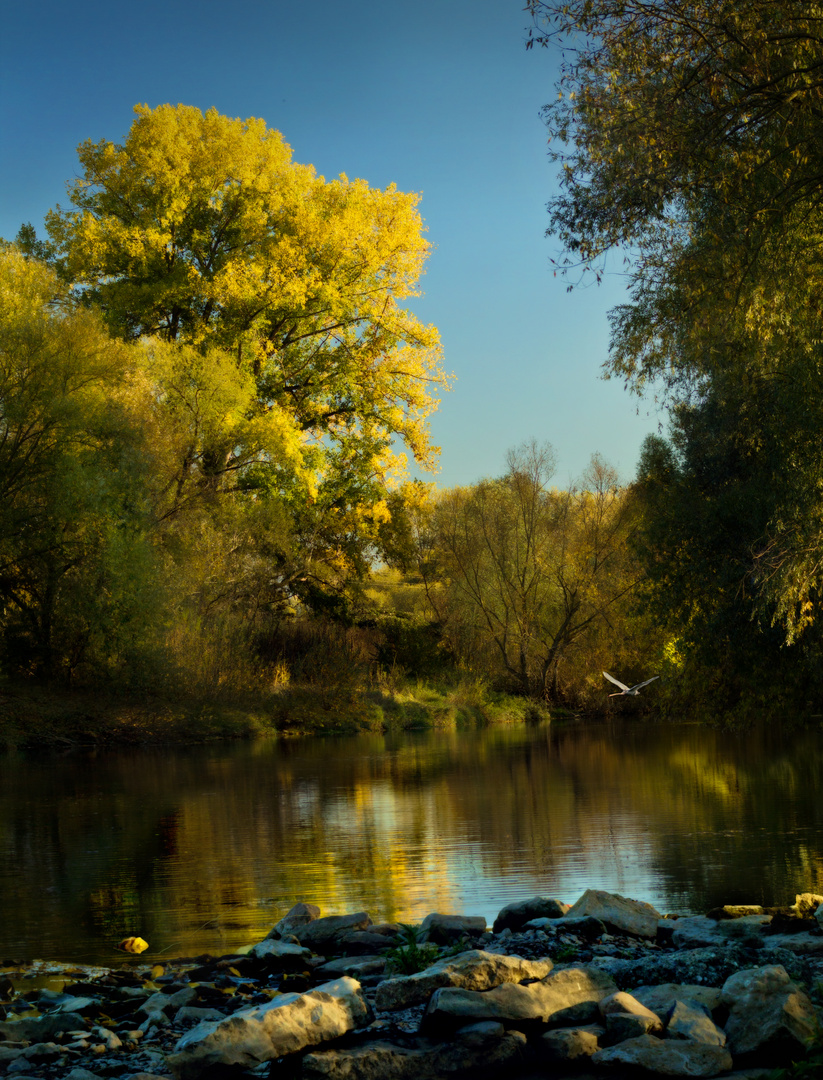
[{"xmin": 3, "ymin": 718, "xmax": 823, "ymax": 965}]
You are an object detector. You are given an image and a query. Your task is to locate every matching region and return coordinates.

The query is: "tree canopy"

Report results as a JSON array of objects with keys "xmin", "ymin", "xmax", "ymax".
[{"xmin": 45, "ymin": 104, "xmax": 449, "ymax": 480}]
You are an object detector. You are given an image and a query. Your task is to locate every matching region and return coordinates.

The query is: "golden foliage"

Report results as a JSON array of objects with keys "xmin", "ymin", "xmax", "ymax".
[{"xmin": 46, "ymin": 104, "xmax": 450, "ymax": 477}]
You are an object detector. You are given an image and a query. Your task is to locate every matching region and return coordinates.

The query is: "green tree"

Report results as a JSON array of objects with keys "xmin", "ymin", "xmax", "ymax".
[
  {"xmin": 0, "ymin": 248, "xmax": 161, "ymax": 681},
  {"xmin": 632, "ymin": 385, "xmax": 823, "ymax": 716},
  {"xmin": 529, "ymin": 0, "xmax": 823, "ymax": 648}
]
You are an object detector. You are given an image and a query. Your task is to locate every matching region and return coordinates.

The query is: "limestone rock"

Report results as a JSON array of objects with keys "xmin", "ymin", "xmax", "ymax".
[
  {"xmin": 301, "ymin": 1022, "xmax": 527, "ymax": 1080},
  {"xmin": 294, "ymin": 913, "xmax": 373, "ymax": 951},
  {"xmin": 0, "ymin": 1011, "xmax": 89, "ymax": 1043},
  {"xmin": 375, "ymin": 950, "xmax": 554, "ymax": 1011},
  {"xmin": 565, "ymin": 889, "xmax": 661, "ymax": 938},
  {"xmin": 175, "ymin": 1006, "xmax": 226, "ymax": 1024},
  {"xmin": 492, "ymin": 897, "xmax": 569, "ymax": 933},
  {"xmin": 593, "ymin": 1033, "xmax": 733, "ymax": 1076},
  {"xmin": 670, "ymin": 916, "xmax": 727, "ymax": 949},
  {"xmin": 707, "ymin": 905, "xmax": 765, "ymax": 919},
  {"xmin": 793, "ymin": 893, "xmax": 823, "ymax": 919},
  {"xmin": 539, "ymin": 1024, "xmax": 603, "ymax": 1062},
  {"xmin": 722, "ymin": 965, "xmax": 818, "ymax": 1060},
  {"xmin": 248, "ymin": 937, "xmax": 313, "ymax": 966},
  {"xmin": 6, "ymin": 1040, "xmax": 64, "ymax": 1064},
  {"xmin": 765, "ymin": 932, "xmax": 823, "ymax": 954},
  {"xmin": 37, "ymin": 991, "xmax": 97, "ymax": 1014},
  {"xmin": 167, "ymin": 976, "xmax": 372, "ymax": 1080},
  {"xmin": 601, "ymin": 989, "xmax": 662, "ymax": 1020},
  {"xmin": 630, "ymin": 983, "xmax": 724, "ymax": 1016},
  {"xmin": 138, "ymin": 986, "xmax": 196, "ymax": 1026},
  {"xmin": 419, "ymin": 913, "xmax": 487, "ymax": 944},
  {"xmin": 600, "ymin": 990, "xmax": 663, "ymax": 1033},
  {"xmin": 269, "ymin": 901, "xmax": 321, "ymax": 938},
  {"xmin": 666, "ymin": 999, "xmax": 726, "ymax": 1046},
  {"xmin": 423, "ymin": 964, "xmax": 616, "ymax": 1030},
  {"xmin": 672, "ymin": 915, "xmax": 769, "ymax": 950},
  {"xmin": 315, "ymin": 955, "xmax": 387, "ymax": 980},
  {"xmin": 552, "ymin": 915, "xmax": 608, "ymax": 939},
  {"xmin": 336, "ymin": 930, "xmax": 401, "ymax": 955},
  {"xmin": 605, "ymin": 1011, "xmax": 661, "ymax": 1041}
]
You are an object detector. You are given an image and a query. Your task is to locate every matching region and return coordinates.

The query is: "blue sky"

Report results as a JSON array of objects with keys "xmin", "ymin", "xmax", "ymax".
[{"xmin": 0, "ymin": 0, "xmax": 659, "ymax": 488}]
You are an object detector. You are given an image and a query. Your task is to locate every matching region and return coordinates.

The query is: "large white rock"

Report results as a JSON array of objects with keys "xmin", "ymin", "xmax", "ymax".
[
  {"xmin": 167, "ymin": 977, "xmax": 372, "ymax": 1080},
  {"xmin": 565, "ymin": 889, "xmax": 661, "ymax": 938},
  {"xmin": 593, "ymin": 1033, "xmax": 733, "ymax": 1076},
  {"xmin": 722, "ymin": 965, "xmax": 818, "ymax": 1059},
  {"xmin": 375, "ymin": 950, "xmax": 554, "ymax": 1011},
  {"xmin": 424, "ymin": 965, "xmax": 616, "ymax": 1029}
]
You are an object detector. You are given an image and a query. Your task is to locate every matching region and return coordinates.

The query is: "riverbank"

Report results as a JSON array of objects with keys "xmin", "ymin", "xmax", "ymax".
[
  {"xmin": 0, "ymin": 678, "xmax": 555, "ymax": 749},
  {"xmin": 3, "ymin": 889, "xmax": 823, "ymax": 1080}
]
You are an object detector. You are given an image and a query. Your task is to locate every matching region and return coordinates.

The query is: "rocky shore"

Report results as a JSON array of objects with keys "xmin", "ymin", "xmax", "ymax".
[{"xmin": 4, "ymin": 889, "xmax": 823, "ymax": 1080}]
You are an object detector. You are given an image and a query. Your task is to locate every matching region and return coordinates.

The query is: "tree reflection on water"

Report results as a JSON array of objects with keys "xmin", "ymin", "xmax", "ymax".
[{"xmin": 2, "ymin": 720, "xmax": 822, "ymax": 963}]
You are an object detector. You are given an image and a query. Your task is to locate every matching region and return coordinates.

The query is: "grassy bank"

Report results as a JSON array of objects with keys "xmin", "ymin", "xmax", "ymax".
[{"xmin": 0, "ymin": 676, "xmax": 552, "ymax": 749}]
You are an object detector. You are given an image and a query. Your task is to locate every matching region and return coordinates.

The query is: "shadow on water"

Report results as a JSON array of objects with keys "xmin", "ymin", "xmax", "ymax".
[{"xmin": 3, "ymin": 717, "xmax": 823, "ymax": 964}]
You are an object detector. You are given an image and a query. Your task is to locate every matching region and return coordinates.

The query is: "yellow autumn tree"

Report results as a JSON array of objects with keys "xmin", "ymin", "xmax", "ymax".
[{"xmin": 45, "ymin": 104, "xmax": 448, "ymax": 485}]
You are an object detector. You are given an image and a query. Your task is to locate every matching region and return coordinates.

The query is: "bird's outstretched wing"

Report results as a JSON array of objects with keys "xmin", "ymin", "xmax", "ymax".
[
  {"xmin": 632, "ymin": 676, "xmax": 660, "ymax": 691},
  {"xmin": 603, "ymin": 671, "xmax": 629, "ymax": 692}
]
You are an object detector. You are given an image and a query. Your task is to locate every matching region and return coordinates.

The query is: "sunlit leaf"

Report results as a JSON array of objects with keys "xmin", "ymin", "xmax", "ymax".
[{"xmin": 117, "ymin": 937, "xmax": 149, "ymax": 954}]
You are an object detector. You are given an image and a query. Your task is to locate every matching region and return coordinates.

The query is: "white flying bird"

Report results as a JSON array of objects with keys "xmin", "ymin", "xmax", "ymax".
[{"xmin": 603, "ymin": 671, "xmax": 660, "ymax": 697}]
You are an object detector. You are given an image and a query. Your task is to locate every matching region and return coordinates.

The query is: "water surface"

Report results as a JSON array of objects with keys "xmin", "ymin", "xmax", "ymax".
[{"xmin": 3, "ymin": 719, "xmax": 822, "ymax": 965}]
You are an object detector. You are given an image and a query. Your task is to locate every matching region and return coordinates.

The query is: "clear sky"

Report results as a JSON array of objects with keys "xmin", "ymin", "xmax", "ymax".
[{"xmin": 0, "ymin": 0, "xmax": 659, "ymax": 489}]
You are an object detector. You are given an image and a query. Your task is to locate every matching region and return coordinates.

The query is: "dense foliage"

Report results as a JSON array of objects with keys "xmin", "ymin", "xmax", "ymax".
[
  {"xmin": 1, "ymin": 105, "xmax": 452, "ymax": 697},
  {"xmin": 529, "ymin": 0, "xmax": 823, "ymax": 716}
]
